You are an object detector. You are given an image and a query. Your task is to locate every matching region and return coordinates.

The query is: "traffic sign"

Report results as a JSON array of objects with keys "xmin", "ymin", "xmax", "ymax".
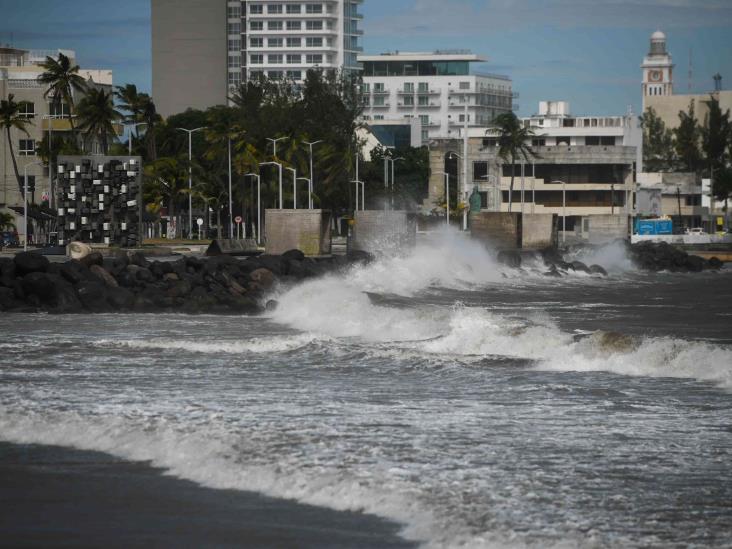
[{"xmin": 235, "ymin": 216, "xmax": 243, "ymax": 224}]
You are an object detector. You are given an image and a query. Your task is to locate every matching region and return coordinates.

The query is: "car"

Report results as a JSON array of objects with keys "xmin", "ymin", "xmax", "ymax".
[
  {"xmin": 685, "ymin": 227, "xmax": 707, "ymax": 235},
  {"xmin": 1, "ymin": 231, "xmax": 20, "ymax": 248}
]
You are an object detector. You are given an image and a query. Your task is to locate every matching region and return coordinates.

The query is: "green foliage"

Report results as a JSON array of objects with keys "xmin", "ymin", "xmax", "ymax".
[
  {"xmin": 486, "ymin": 112, "xmax": 538, "ymax": 212},
  {"xmin": 674, "ymin": 100, "xmax": 703, "ymax": 173},
  {"xmin": 701, "ymin": 95, "xmax": 731, "ymax": 176},
  {"xmin": 76, "ymin": 88, "xmax": 122, "ymax": 154},
  {"xmin": 0, "ymin": 94, "xmax": 34, "ymax": 197},
  {"xmin": 639, "ymin": 107, "xmax": 675, "ymax": 171},
  {"xmin": 36, "ymin": 52, "xmax": 87, "ymax": 135},
  {"xmin": 0, "ymin": 212, "xmax": 16, "ymax": 231},
  {"xmin": 712, "ymin": 166, "xmax": 732, "ymax": 204}
]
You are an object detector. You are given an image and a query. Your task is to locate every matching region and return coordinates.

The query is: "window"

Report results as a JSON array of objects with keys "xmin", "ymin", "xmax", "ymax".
[
  {"xmin": 361, "ymin": 83, "xmax": 370, "ymax": 93},
  {"xmin": 287, "ymin": 4, "xmax": 301, "ymax": 13},
  {"xmin": 287, "ymin": 70, "xmax": 302, "ymax": 80},
  {"xmin": 305, "ymin": 20, "xmax": 323, "ymax": 30},
  {"xmin": 419, "ymin": 115, "xmax": 428, "ymax": 125},
  {"xmin": 305, "ymin": 37, "xmax": 323, "ymax": 47},
  {"xmin": 418, "ymin": 95, "xmax": 428, "ymax": 106},
  {"xmin": 532, "ymin": 138, "xmax": 545, "ymax": 147},
  {"xmin": 250, "ymin": 21, "xmax": 264, "ymax": 30},
  {"xmin": 373, "ymin": 96, "xmax": 385, "ymax": 106},
  {"xmin": 228, "ymin": 22, "xmax": 240, "ymax": 34},
  {"xmin": 267, "ymin": 3, "xmax": 283, "ymax": 13},
  {"xmin": 287, "ymin": 20, "xmax": 301, "ymax": 30},
  {"xmin": 268, "ymin": 20, "xmax": 283, "ymax": 30},
  {"xmin": 417, "ymin": 82, "xmax": 428, "ymax": 93},
  {"xmin": 228, "ymin": 5, "xmax": 241, "ymax": 17},
  {"xmin": 228, "ymin": 72, "xmax": 241, "ymax": 86},
  {"xmin": 459, "ymin": 81, "xmax": 470, "ymax": 89},
  {"xmin": 250, "ymin": 54, "xmax": 264, "ymax": 64},
  {"xmin": 374, "ymin": 83, "xmax": 384, "ymax": 93},
  {"xmin": 268, "ymin": 37, "xmax": 283, "ymax": 47},
  {"xmin": 403, "ymin": 96, "xmax": 414, "ymax": 106},
  {"xmin": 287, "ymin": 54, "xmax": 301, "ymax": 64},
  {"xmin": 306, "ymin": 3, "xmax": 323, "ymax": 13},
  {"xmin": 287, "ymin": 37, "xmax": 301, "ymax": 47},
  {"xmin": 361, "ymin": 96, "xmax": 370, "ymax": 106},
  {"xmin": 585, "ymin": 136, "xmax": 600, "ymax": 146},
  {"xmin": 421, "ymin": 129, "xmax": 429, "ymax": 141},
  {"xmin": 49, "ymin": 103, "xmax": 70, "ymax": 117},
  {"xmin": 600, "ymin": 136, "xmax": 616, "ymax": 146},
  {"xmin": 250, "ymin": 70, "xmax": 264, "ymax": 79},
  {"xmin": 374, "ymin": 115, "xmax": 384, "ymax": 120},
  {"xmin": 305, "ymin": 54, "xmax": 322, "ymax": 64},
  {"xmin": 268, "ymin": 70, "xmax": 283, "ymax": 79},
  {"xmin": 18, "ymin": 101, "xmax": 35, "ymax": 118},
  {"xmin": 404, "ymin": 82, "xmax": 414, "ymax": 93},
  {"xmin": 228, "ymin": 55, "xmax": 241, "ymax": 68},
  {"xmin": 473, "ymin": 161, "xmax": 488, "ymax": 182},
  {"xmin": 269, "ymin": 54, "xmax": 283, "ymax": 64},
  {"xmin": 228, "ymin": 39, "xmax": 241, "ymax": 51},
  {"xmin": 250, "ymin": 4, "xmax": 263, "ymax": 14},
  {"xmin": 19, "ymin": 139, "xmax": 35, "ymax": 155},
  {"xmin": 250, "ymin": 37, "xmax": 263, "ymax": 47}
]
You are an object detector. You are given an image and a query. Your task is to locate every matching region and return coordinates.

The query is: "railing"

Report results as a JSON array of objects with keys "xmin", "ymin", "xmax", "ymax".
[{"xmin": 7, "ymin": 79, "xmax": 42, "ymax": 89}]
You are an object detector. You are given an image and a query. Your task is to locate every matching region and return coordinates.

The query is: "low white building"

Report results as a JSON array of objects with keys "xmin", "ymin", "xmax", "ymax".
[{"xmin": 358, "ymin": 50, "xmax": 515, "ymax": 144}]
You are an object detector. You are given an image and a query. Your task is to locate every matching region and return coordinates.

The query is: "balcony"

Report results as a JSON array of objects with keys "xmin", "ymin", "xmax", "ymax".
[
  {"xmin": 371, "ymin": 102, "xmax": 391, "ymax": 109},
  {"xmin": 372, "ymin": 89, "xmax": 389, "ymax": 95},
  {"xmin": 417, "ymin": 101, "xmax": 441, "ymax": 109},
  {"xmin": 397, "ymin": 102, "xmax": 415, "ymax": 109}
]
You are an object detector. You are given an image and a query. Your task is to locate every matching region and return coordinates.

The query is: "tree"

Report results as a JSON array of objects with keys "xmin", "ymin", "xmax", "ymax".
[
  {"xmin": 639, "ymin": 107, "xmax": 674, "ymax": 171},
  {"xmin": 701, "ymin": 95, "xmax": 731, "ymax": 178},
  {"xmin": 712, "ymin": 166, "xmax": 732, "ymax": 213},
  {"xmin": 115, "ymin": 84, "xmax": 162, "ymax": 161},
  {"xmin": 140, "ymin": 96, "xmax": 162, "ymax": 161},
  {"xmin": 0, "ymin": 94, "xmax": 34, "ymax": 197},
  {"xmin": 37, "ymin": 52, "xmax": 87, "ymax": 137},
  {"xmin": 0, "ymin": 211, "xmax": 16, "ymax": 232},
  {"xmin": 486, "ymin": 112, "xmax": 538, "ymax": 212},
  {"xmin": 144, "ymin": 156, "xmax": 190, "ymax": 238},
  {"xmin": 674, "ymin": 100, "xmax": 703, "ymax": 173},
  {"xmin": 76, "ymin": 88, "xmax": 122, "ymax": 154}
]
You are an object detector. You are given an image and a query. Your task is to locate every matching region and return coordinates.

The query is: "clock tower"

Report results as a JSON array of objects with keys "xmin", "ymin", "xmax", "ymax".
[{"xmin": 641, "ymin": 30, "xmax": 674, "ymax": 109}]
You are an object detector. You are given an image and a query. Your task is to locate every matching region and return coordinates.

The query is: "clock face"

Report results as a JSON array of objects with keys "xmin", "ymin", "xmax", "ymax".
[{"xmin": 649, "ymin": 70, "xmax": 662, "ymax": 82}]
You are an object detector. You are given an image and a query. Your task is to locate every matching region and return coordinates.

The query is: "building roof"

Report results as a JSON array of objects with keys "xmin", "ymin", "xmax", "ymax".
[
  {"xmin": 358, "ymin": 51, "xmax": 486, "ymax": 63},
  {"xmin": 651, "ymin": 30, "xmax": 666, "ymax": 40}
]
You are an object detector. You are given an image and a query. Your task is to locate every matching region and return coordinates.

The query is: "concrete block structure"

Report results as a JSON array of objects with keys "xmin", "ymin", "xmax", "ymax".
[
  {"xmin": 351, "ymin": 210, "xmax": 416, "ymax": 255},
  {"xmin": 521, "ymin": 214, "xmax": 556, "ymax": 250},
  {"xmin": 265, "ymin": 209, "xmax": 331, "ymax": 256},
  {"xmin": 469, "ymin": 212, "xmax": 521, "ymax": 250},
  {"xmin": 582, "ymin": 215, "xmax": 628, "ymax": 244}
]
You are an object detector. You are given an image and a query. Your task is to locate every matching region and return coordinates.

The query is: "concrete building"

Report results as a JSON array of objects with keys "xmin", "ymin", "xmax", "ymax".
[
  {"xmin": 426, "ymin": 101, "xmax": 641, "ymax": 242},
  {"xmin": 641, "ymin": 30, "xmax": 732, "ymax": 130},
  {"xmin": 152, "ymin": 0, "xmax": 364, "ymax": 118},
  {"xmin": 1, "ymin": 47, "xmax": 113, "ymax": 241},
  {"xmin": 358, "ymin": 51, "xmax": 515, "ymax": 144}
]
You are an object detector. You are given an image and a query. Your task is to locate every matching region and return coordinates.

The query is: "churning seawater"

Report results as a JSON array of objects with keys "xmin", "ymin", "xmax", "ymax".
[{"xmin": 1, "ymin": 234, "xmax": 732, "ymax": 548}]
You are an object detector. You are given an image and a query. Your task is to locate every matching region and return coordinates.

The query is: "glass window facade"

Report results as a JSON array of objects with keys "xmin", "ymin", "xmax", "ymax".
[{"xmin": 362, "ymin": 60, "xmax": 470, "ymax": 77}]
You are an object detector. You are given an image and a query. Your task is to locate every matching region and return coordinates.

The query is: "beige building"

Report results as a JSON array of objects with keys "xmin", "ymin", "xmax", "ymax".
[
  {"xmin": 0, "ymin": 47, "xmax": 113, "ymax": 242},
  {"xmin": 641, "ymin": 30, "xmax": 732, "ymax": 130}
]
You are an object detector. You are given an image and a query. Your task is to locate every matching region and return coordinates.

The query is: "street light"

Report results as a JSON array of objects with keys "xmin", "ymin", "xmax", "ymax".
[
  {"xmin": 176, "ymin": 126, "xmax": 206, "ymax": 239},
  {"xmin": 260, "ymin": 161, "xmax": 284, "ymax": 209},
  {"xmin": 303, "ymin": 140, "xmax": 323, "ymax": 209},
  {"xmin": 125, "ymin": 122, "xmax": 148, "ymax": 155},
  {"xmin": 551, "ymin": 180, "xmax": 567, "ymax": 244},
  {"xmin": 244, "ymin": 173, "xmax": 261, "ymax": 244},
  {"xmin": 286, "ymin": 167, "xmax": 298, "ymax": 209},
  {"xmin": 267, "ymin": 136, "xmax": 288, "ymax": 158},
  {"xmin": 437, "ymin": 171, "xmax": 450, "ymax": 227},
  {"xmin": 351, "ymin": 180, "xmax": 365, "ymax": 212},
  {"xmin": 23, "ymin": 161, "xmax": 44, "ymax": 251},
  {"xmin": 388, "ymin": 157, "xmax": 404, "ymax": 209}
]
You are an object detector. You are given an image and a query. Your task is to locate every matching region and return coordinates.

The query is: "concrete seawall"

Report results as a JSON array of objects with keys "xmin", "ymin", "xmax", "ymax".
[
  {"xmin": 265, "ymin": 210, "xmax": 332, "ymax": 257},
  {"xmin": 352, "ymin": 211, "xmax": 416, "ymax": 255}
]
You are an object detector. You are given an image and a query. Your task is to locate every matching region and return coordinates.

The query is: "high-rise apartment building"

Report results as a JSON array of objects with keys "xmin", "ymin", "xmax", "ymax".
[{"xmin": 153, "ymin": 0, "xmax": 364, "ymax": 118}]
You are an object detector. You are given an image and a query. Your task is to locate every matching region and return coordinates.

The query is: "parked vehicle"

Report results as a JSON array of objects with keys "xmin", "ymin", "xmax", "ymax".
[
  {"xmin": 1, "ymin": 231, "xmax": 20, "ymax": 248},
  {"xmin": 685, "ymin": 227, "xmax": 707, "ymax": 235}
]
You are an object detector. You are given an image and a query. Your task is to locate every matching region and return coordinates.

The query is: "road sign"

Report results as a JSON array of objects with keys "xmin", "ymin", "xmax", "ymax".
[
  {"xmin": 235, "ymin": 216, "xmax": 243, "ymax": 224},
  {"xmin": 196, "ymin": 218, "xmax": 204, "ymax": 226}
]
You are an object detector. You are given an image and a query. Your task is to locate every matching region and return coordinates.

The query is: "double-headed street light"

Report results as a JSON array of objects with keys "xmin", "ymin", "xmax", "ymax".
[
  {"xmin": 23, "ymin": 161, "xmax": 44, "ymax": 251},
  {"xmin": 176, "ymin": 126, "xmax": 207, "ymax": 239},
  {"xmin": 125, "ymin": 122, "xmax": 148, "ymax": 155},
  {"xmin": 244, "ymin": 173, "xmax": 261, "ymax": 244},
  {"xmin": 303, "ymin": 140, "xmax": 323, "ymax": 209},
  {"xmin": 260, "ymin": 161, "xmax": 284, "ymax": 209},
  {"xmin": 267, "ymin": 136, "xmax": 288, "ymax": 158}
]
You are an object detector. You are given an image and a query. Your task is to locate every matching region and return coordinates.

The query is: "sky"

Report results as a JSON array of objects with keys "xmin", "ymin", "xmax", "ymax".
[{"xmin": 1, "ymin": 0, "xmax": 731, "ymax": 117}]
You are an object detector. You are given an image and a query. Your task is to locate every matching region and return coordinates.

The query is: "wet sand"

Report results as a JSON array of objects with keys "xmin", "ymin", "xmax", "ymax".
[{"xmin": 0, "ymin": 442, "xmax": 416, "ymax": 549}]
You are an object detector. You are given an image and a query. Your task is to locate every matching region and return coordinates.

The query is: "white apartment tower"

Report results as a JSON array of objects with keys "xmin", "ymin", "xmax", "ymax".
[
  {"xmin": 228, "ymin": 0, "xmax": 363, "ymax": 87},
  {"xmin": 358, "ymin": 51, "xmax": 515, "ymax": 144}
]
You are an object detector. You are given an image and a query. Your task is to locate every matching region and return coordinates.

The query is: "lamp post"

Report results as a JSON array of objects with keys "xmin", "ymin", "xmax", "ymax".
[
  {"xmin": 551, "ymin": 180, "xmax": 567, "ymax": 244},
  {"xmin": 244, "ymin": 173, "xmax": 261, "ymax": 244},
  {"xmin": 260, "ymin": 161, "xmax": 283, "ymax": 209},
  {"xmin": 388, "ymin": 157, "xmax": 404, "ymax": 209},
  {"xmin": 176, "ymin": 126, "xmax": 206, "ymax": 238},
  {"xmin": 303, "ymin": 140, "xmax": 323, "ymax": 209},
  {"xmin": 351, "ymin": 180, "xmax": 365, "ymax": 211},
  {"xmin": 125, "ymin": 122, "xmax": 148, "ymax": 155},
  {"xmin": 298, "ymin": 176, "xmax": 311, "ymax": 210},
  {"xmin": 449, "ymin": 151, "xmax": 467, "ymax": 229},
  {"xmin": 23, "ymin": 161, "xmax": 44, "ymax": 251},
  {"xmin": 286, "ymin": 167, "xmax": 298, "ymax": 209},
  {"xmin": 437, "ymin": 171, "xmax": 450, "ymax": 226},
  {"xmin": 267, "ymin": 136, "xmax": 288, "ymax": 158}
]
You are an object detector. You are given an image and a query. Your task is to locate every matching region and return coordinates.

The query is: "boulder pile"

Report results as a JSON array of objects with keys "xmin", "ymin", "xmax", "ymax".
[
  {"xmin": 627, "ymin": 241, "xmax": 722, "ymax": 272},
  {"xmin": 0, "ymin": 249, "xmax": 371, "ymax": 315}
]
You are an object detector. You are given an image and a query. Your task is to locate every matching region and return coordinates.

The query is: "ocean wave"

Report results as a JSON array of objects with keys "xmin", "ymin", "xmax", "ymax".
[{"xmin": 94, "ymin": 334, "xmax": 319, "ymax": 355}]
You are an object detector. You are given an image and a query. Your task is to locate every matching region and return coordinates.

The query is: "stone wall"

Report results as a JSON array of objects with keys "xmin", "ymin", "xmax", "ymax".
[
  {"xmin": 521, "ymin": 214, "xmax": 556, "ymax": 249},
  {"xmin": 265, "ymin": 209, "xmax": 332, "ymax": 256},
  {"xmin": 351, "ymin": 210, "xmax": 416, "ymax": 255},
  {"xmin": 585, "ymin": 215, "xmax": 628, "ymax": 244},
  {"xmin": 469, "ymin": 212, "xmax": 521, "ymax": 250}
]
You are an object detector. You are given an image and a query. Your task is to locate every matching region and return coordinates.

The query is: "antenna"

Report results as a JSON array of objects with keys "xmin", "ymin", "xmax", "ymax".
[{"xmin": 688, "ymin": 47, "xmax": 693, "ymax": 93}]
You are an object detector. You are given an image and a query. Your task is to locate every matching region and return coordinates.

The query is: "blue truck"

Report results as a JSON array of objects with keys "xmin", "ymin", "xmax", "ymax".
[{"xmin": 635, "ymin": 218, "xmax": 673, "ymax": 235}]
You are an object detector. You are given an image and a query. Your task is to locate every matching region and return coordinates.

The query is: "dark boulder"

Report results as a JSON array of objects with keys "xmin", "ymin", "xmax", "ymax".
[
  {"xmin": 58, "ymin": 260, "xmax": 93, "ymax": 285},
  {"xmin": 166, "ymin": 280, "xmax": 193, "ymax": 299},
  {"xmin": 107, "ymin": 286, "xmax": 135, "ymax": 310},
  {"xmin": 0, "ymin": 287, "xmax": 17, "ymax": 309},
  {"xmin": 255, "ymin": 255, "xmax": 286, "ymax": 276},
  {"xmin": 79, "ymin": 252, "xmax": 104, "ymax": 268},
  {"xmin": 250, "ymin": 268, "xmax": 275, "ymax": 289},
  {"xmin": 589, "ymin": 264, "xmax": 608, "ymax": 276},
  {"xmin": 265, "ymin": 299, "xmax": 278, "ymax": 312},
  {"xmin": 75, "ymin": 280, "xmax": 111, "ymax": 312},
  {"xmin": 708, "ymin": 257, "xmax": 723, "ymax": 270},
  {"xmin": 571, "ymin": 261, "xmax": 591, "ymax": 274},
  {"xmin": 21, "ymin": 272, "xmax": 62, "ymax": 303},
  {"xmin": 90, "ymin": 265, "xmax": 119, "ymax": 288},
  {"xmin": 14, "ymin": 251, "xmax": 49, "ymax": 276},
  {"xmin": 282, "ymin": 249, "xmax": 305, "ymax": 262},
  {"xmin": 0, "ymin": 257, "xmax": 16, "ymax": 287},
  {"xmin": 686, "ymin": 255, "xmax": 705, "ymax": 273},
  {"xmin": 129, "ymin": 251, "xmax": 149, "ymax": 268},
  {"xmin": 346, "ymin": 250, "xmax": 373, "ymax": 265}
]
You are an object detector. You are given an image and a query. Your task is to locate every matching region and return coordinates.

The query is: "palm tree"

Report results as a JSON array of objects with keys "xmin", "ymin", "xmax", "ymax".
[
  {"xmin": 37, "ymin": 52, "xmax": 87, "ymax": 137},
  {"xmin": 140, "ymin": 95, "xmax": 162, "ymax": 161},
  {"xmin": 0, "ymin": 211, "xmax": 16, "ymax": 231},
  {"xmin": 144, "ymin": 156, "xmax": 190, "ymax": 238},
  {"xmin": 486, "ymin": 112, "xmax": 538, "ymax": 212},
  {"xmin": 76, "ymin": 88, "xmax": 122, "ymax": 154},
  {"xmin": 0, "ymin": 94, "xmax": 34, "ymax": 197}
]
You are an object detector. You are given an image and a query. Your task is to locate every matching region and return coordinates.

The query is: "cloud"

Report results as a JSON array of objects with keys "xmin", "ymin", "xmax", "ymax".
[{"xmin": 363, "ymin": 0, "xmax": 732, "ymax": 37}]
